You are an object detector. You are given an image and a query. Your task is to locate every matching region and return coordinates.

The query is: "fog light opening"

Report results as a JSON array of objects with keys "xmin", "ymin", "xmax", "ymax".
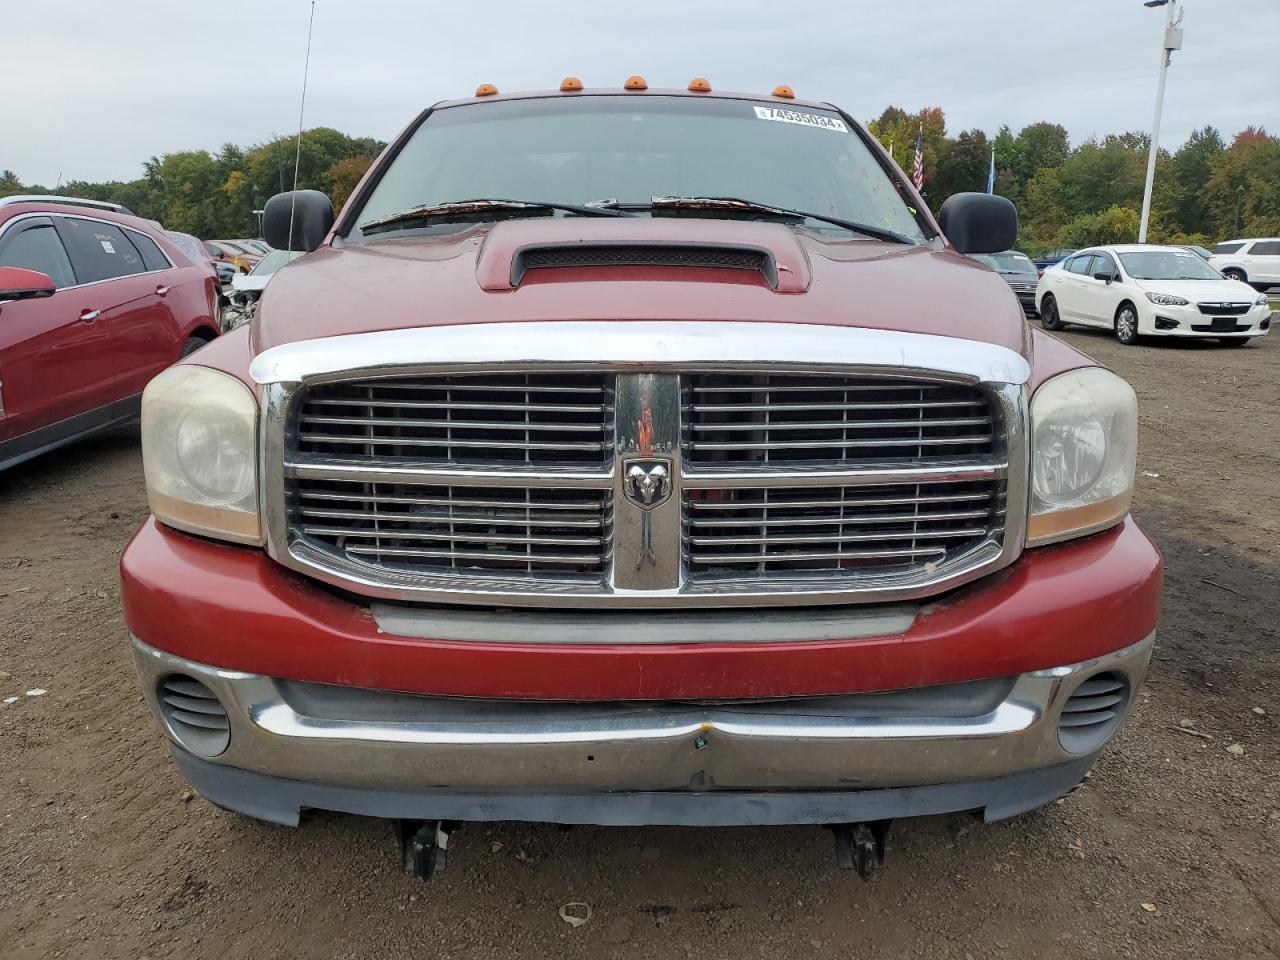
[
  {"xmin": 1058, "ymin": 671, "xmax": 1130, "ymax": 755},
  {"xmin": 157, "ymin": 674, "xmax": 230, "ymax": 757}
]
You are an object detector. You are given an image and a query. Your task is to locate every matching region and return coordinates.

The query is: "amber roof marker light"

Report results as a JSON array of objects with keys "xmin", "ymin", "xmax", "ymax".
[
  {"xmin": 475, "ymin": 83, "xmax": 498, "ymax": 97},
  {"xmin": 560, "ymin": 77, "xmax": 584, "ymax": 92},
  {"xmin": 771, "ymin": 85, "xmax": 795, "ymax": 99},
  {"xmin": 688, "ymin": 77, "xmax": 712, "ymax": 93},
  {"xmin": 624, "ymin": 75, "xmax": 648, "ymax": 91}
]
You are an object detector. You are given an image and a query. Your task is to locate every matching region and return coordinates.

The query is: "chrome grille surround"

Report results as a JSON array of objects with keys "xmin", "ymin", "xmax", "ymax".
[{"xmin": 256, "ymin": 322, "xmax": 1029, "ymax": 609}]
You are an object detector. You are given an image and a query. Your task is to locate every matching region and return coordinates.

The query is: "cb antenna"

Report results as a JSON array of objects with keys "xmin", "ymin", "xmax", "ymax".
[{"xmin": 286, "ymin": 1, "xmax": 317, "ymax": 252}]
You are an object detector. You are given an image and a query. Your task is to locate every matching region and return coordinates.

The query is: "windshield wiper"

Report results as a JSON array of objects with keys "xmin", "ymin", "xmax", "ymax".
[
  {"xmin": 360, "ymin": 198, "xmax": 632, "ymax": 235},
  {"xmin": 599, "ymin": 196, "xmax": 919, "ymax": 245}
]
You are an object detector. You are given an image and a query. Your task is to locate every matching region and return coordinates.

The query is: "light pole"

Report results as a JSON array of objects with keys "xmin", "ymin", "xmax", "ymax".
[
  {"xmin": 1234, "ymin": 184, "xmax": 1245, "ymax": 237},
  {"xmin": 1138, "ymin": 0, "xmax": 1183, "ymax": 243}
]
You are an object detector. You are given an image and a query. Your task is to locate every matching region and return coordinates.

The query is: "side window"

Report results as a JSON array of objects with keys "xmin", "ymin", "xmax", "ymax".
[
  {"xmin": 1092, "ymin": 252, "xmax": 1118, "ymax": 278},
  {"xmin": 0, "ymin": 223, "xmax": 77, "ymax": 288},
  {"xmin": 56, "ymin": 217, "xmax": 145, "ymax": 283},
  {"xmin": 1066, "ymin": 254, "xmax": 1094, "ymax": 276},
  {"xmin": 1212, "ymin": 242, "xmax": 1244, "ymax": 255},
  {"xmin": 1249, "ymin": 241, "xmax": 1280, "ymax": 256},
  {"xmin": 126, "ymin": 229, "xmax": 171, "ymax": 271}
]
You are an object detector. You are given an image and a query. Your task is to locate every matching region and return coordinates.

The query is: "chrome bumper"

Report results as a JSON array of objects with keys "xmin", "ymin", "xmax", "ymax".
[{"xmin": 133, "ymin": 633, "xmax": 1152, "ymax": 819}]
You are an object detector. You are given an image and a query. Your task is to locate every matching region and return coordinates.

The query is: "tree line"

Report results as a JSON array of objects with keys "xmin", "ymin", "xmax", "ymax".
[
  {"xmin": 0, "ymin": 129, "xmax": 385, "ymax": 241},
  {"xmin": 869, "ymin": 107, "xmax": 1278, "ymax": 254},
  {"xmin": 3, "ymin": 110, "xmax": 1277, "ymax": 253}
]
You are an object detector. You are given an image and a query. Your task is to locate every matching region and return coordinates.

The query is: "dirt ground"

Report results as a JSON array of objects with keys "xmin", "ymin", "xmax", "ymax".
[{"xmin": 1, "ymin": 325, "xmax": 1277, "ymax": 960}]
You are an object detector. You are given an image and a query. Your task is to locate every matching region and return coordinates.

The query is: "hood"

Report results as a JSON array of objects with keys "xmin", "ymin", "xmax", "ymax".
[
  {"xmin": 253, "ymin": 218, "xmax": 1028, "ymax": 356},
  {"xmin": 231, "ymin": 273, "xmax": 271, "ymax": 293},
  {"xmin": 1131, "ymin": 277, "xmax": 1258, "ymax": 302}
]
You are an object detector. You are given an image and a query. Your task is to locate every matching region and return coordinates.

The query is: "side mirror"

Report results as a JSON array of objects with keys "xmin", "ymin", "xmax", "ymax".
[
  {"xmin": 937, "ymin": 193, "xmax": 1018, "ymax": 255},
  {"xmin": 1093, "ymin": 271, "xmax": 1114, "ymax": 283},
  {"xmin": 262, "ymin": 190, "xmax": 334, "ymax": 253},
  {"xmin": 0, "ymin": 266, "xmax": 57, "ymax": 302}
]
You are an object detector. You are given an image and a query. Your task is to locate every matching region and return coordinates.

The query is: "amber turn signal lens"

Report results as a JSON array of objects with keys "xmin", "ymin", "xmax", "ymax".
[
  {"xmin": 475, "ymin": 83, "xmax": 498, "ymax": 97},
  {"xmin": 688, "ymin": 77, "xmax": 711, "ymax": 92},
  {"xmin": 1026, "ymin": 492, "xmax": 1132, "ymax": 545},
  {"xmin": 560, "ymin": 77, "xmax": 583, "ymax": 92},
  {"xmin": 624, "ymin": 75, "xmax": 648, "ymax": 91},
  {"xmin": 771, "ymin": 84, "xmax": 795, "ymax": 99}
]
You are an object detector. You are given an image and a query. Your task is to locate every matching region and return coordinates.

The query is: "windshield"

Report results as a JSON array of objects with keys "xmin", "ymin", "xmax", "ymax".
[
  {"xmin": 248, "ymin": 249, "xmax": 302, "ymax": 275},
  {"xmin": 1118, "ymin": 249, "xmax": 1222, "ymax": 280},
  {"xmin": 974, "ymin": 251, "xmax": 1036, "ymax": 275},
  {"xmin": 353, "ymin": 96, "xmax": 926, "ymax": 241}
]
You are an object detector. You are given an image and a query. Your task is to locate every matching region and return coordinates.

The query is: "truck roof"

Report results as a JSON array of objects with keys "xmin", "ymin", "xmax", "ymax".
[{"xmin": 433, "ymin": 85, "xmax": 838, "ymax": 113}]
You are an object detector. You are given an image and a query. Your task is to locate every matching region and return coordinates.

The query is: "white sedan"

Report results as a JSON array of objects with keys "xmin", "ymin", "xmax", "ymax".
[{"xmin": 1035, "ymin": 244, "xmax": 1272, "ymax": 347}]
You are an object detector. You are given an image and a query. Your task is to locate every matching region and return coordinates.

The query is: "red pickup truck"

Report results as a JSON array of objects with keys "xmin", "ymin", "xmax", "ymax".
[
  {"xmin": 0, "ymin": 197, "xmax": 220, "ymax": 471},
  {"xmin": 121, "ymin": 81, "xmax": 1160, "ymax": 878}
]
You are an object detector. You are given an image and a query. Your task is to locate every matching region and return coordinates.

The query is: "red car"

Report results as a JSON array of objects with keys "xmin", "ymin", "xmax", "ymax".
[
  {"xmin": 121, "ymin": 82, "xmax": 1161, "ymax": 879},
  {"xmin": 0, "ymin": 196, "xmax": 220, "ymax": 471}
]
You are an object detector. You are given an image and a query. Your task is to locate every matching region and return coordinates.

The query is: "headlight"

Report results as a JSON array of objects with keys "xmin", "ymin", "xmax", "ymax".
[
  {"xmin": 1144, "ymin": 292, "xmax": 1188, "ymax": 306},
  {"xmin": 1257, "ymin": 294, "xmax": 1270, "ymax": 307},
  {"xmin": 141, "ymin": 365, "xmax": 261, "ymax": 544},
  {"xmin": 1027, "ymin": 367, "xmax": 1137, "ymax": 546}
]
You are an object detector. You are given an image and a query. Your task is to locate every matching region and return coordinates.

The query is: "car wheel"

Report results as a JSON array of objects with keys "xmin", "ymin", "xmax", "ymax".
[
  {"xmin": 1115, "ymin": 304, "xmax": 1140, "ymax": 345},
  {"xmin": 1221, "ymin": 268, "xmax": 1247, "ymax": 283},
  {"xmin": 180, "ymin": 335, "xmax": 209, "ymax": 357},
  {"xmin": 1040, "ymin": 295, "xmax": 1065, "ymax": 331},
  {"xmin": 1217, "ymin": 338, "xmax": 1251, "ymax": 348}
]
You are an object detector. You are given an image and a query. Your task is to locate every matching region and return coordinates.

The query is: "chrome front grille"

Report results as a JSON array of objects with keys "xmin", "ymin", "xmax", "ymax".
[
  {"xmin": 297, "ymin": 372, "xmax": 613, "ymax": 467},
  {"xmin": 290, "ymin": 479, "xmax": 611, "ymax": 580},
  {"xmin": 685, "ymin": 479, "xmax": 1004, "ymax": 576},
  {"xmin": 683, "ymin": 373, "xmax": 993, "ymax": 466},
  {"xmin": 263, "ymin": 324, "xmax": 1028, "ymax": 610}
]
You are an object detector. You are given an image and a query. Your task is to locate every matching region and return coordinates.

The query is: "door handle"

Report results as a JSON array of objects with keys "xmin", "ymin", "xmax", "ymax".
[
  {"xmin": 78, "ymin": 309, "xmax": 100, "ymax": 323},
  {"xmin": 155, "ymin": 285, "xmax": 171, "ymax": 296}
]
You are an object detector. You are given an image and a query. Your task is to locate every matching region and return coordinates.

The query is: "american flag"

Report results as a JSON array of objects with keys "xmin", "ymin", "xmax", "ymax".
[{"xmin": 912, "ymin": 130, "xmax": 924, "ymax": 192}]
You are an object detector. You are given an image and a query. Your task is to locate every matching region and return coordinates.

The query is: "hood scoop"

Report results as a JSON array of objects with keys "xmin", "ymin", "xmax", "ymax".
[{"xmin": 476, "ymin": 219, "xmax": 811, "ymax": 293}]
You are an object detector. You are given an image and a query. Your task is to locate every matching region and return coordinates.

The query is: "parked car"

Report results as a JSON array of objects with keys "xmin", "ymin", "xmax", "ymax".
[
  {"xmin": 1036, "ymin": 243, "xmax": 1271, "ymax": 346},
  {"xmin": 164, "ymin": 231, "xmax": 234, "ymax": 296},
  {"xmin": 969, "ymin": 249, "xmax": 1040, "ymax": 316},
  {"xmin": 203, "ymin": 239, "xmax": 262, "ymax": 273},
  {"xmin": 0, "ymin": 195, "xmax": 220, "ymax": 471},
  {"xmin": 122, "ymin": 82, "xmax": 1160, "ymax": 879},
  {"xmin": 222, "ymin": 249, "xmax": 303, "ymax": 329},
  {"xmin": 1033, "ymin": 248, "xmax": 1076, "ymax": 273},
  {"xmin": 233, "ymin": 238, "xmax": 272, "ymax": 256},
  {"xmin": 1208, "ymin": 238, "xmax": 1280, "ymax": 290}
]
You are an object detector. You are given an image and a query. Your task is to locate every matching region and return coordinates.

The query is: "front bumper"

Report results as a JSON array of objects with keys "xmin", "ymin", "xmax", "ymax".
[
  {"xmin": 133, "ymin": 633, "xmax": 1152, "ymax": 827},
  {"xmin": 1144, "ymin": 303, "xmax": 1271, "ymax": 337}
]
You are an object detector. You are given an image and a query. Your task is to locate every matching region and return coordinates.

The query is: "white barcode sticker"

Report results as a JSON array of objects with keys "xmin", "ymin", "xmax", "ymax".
[
  {"xmin": 100, "ymin": 240, "xmax": 115, "ymax": 254},
  {"xmin": 753, "ymin": 105, "xmax": 847, "ymax": 133}
]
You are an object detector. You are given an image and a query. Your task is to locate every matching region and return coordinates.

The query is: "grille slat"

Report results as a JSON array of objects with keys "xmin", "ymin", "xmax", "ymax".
[
  {"xmin": 684, "ymin": 479, "xmax": 1003, "ymax": 578},
  {"xmin": 297, "ymin": 372, "xmax": 614, "ymax": 468},
  {"xmin": 289, "ymin": 479, "xmax": 611, "ymax": 581},
  {"xmin": 683, "ymin": 373, "xmax": 994, "ymax": 467},
  {"xmin": 689, "ymin": 416, "xmax": 991, "ymax": 432},
  {"xmin": 690, "ymin": 435, "xmax": 993, "ymax": 451}
]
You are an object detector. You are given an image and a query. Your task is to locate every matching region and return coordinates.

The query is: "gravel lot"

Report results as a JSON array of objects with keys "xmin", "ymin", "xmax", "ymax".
[{"xmin": 1, "ymin": 326, "xmax": 1277, "ymax": 960}]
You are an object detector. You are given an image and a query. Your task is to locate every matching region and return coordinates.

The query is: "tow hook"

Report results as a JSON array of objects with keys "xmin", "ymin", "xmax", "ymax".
[
  {"xmin": 829, "ymin": 820, "xmax": 892, "ymax": 879},
  {"xmin": 396, "ymin": 819, "xmax": 454, "ymax": 880}
]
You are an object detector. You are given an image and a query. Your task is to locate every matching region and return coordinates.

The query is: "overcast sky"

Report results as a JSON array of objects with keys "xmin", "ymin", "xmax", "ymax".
[{"xmin": 7, "ymin": 0, "xmax": 1278, "ymax": 186}]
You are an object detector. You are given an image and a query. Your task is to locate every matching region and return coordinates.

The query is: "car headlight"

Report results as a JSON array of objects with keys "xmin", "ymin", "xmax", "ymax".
[
  {"xmin": 1027, "ymin": 367, "xmax": 1137, "ymax": 546},
  {"xmin": 1144, "ymin": 292, "xmax": 1188, "ymax": 306},
  {"xmin": 141, "ymin": 365, "xmax": 261, "ymax": 544},
  {"xmin": 1257, "ymin": 294, "xmax": 1270, "ymax": 307}
]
